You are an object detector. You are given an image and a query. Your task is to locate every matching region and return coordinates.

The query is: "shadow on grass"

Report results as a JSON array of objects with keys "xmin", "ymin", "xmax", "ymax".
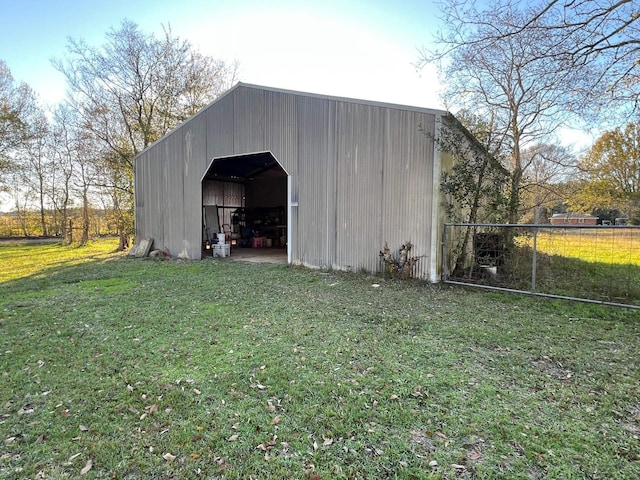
[
  {"xmin": 449, "ymin": 246, "xmax": 640, "ymax": 307},
  {"xmin": 0, "ymin": 238, "xmax": 123, "ymax": 285}
]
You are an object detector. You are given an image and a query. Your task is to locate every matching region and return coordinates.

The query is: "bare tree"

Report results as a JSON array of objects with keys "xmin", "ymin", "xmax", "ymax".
[
  {"xmin": 420, "ymin": 0, "xmax": 589, "ymax": 224},
  {"xmin": 0, "ymin": 60, "xmax": 40, "ymax": 192},
  {"xmin": 520, "ymin": 143, "xmax": 577, "ymax": 223},
  {"xmin": 501, "ymin": 0, "xmax": 640, "ymax": 115},
  {"xmin": 72, "ymin": 133, "xmax": 100, "ymax": 245},
  {"xmin": 20, "ymin": 110, "xmax": 51, "ymax": 236},
  {"xmin": 52, "ymin": 20, "xmax": 238, "ymax": 248},
  {"xmin": 49, "ymin": 105, "xmax": 76, "ymax": 240},
  {"xmin": 1, "ymin": 62, "xmax": 32, "ymax": 164}
]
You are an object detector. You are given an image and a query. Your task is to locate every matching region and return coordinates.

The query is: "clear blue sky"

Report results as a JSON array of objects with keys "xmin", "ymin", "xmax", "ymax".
[{"xmin": 0, "ymin": 0, "xmax": 444, "ymax": 108}]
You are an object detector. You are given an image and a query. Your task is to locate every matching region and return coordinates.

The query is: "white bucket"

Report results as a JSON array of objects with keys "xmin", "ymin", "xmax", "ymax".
[{"xmin": 217, "ymin": 233, "xmax": 226, "ymax": 244}]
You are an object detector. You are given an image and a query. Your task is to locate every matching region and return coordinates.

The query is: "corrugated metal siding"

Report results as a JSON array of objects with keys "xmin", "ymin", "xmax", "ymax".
[
  {"xmin": 183, "ymin": 119, "xmax": 207, "ymax": 258},
  {"xmin": 134, "ymin": 84, "xmax": 447, "ymax": 278},
  {"xmin": 381, "ymin": 110, "xmax": 435, "ymax": 279},
  {"xmin": 206, "ymin": 92, "xmax": 234, "ymax": 160},
  {"xmin": 234, "ymin": 87, "xmax": 265, "ymax": 153},
  {"xmin": 296, "ymin": 95, "xmax": 331, "ymax": 267},
  {"xmin": 202, "ymin": 180, "xmax": 243, "ymax": 208},
  {"xmin": 334, "ymin": 102, "xmax": 385, "ymax": 273},
  {"xmin": 265, "ymin": 90, "xmax": 297, "ymax": 174},
  {"xmin": 163, "ymin": 130, "xmax": 185, "ymax": 256}
]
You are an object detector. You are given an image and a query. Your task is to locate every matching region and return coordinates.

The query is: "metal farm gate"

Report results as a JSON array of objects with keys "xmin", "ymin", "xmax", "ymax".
[{"xmin": 442, "ymin": 223, "xmax": 640, "ymax": 309}]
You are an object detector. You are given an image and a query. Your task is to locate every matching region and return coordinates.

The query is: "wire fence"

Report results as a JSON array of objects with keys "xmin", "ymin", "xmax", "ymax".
[{"xmin": 442, "ymin": 223, "xmax": 640, "ymax": 309}]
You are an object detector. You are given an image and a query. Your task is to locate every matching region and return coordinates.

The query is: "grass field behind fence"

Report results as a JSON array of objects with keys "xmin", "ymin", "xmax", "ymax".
[
  {"xmin": 447, "ymin": 226, "xmax": 640, "ymax": 306},
  {"xmin": 1, "ymin": 239, "xmax": 639, "ymax": 479},
  {"xmin": 517, "ymin": 228, "xmax": 640, "ymax": 266},
  {"xmin": 514, "ymin": 228, "xmax": 640, "ymax": 305}
]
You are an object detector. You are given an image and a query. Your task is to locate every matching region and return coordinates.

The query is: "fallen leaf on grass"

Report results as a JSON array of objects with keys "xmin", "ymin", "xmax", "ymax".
[
  {"xmin": 323, "ymin": 437, "xmax": 334, "ymax": 446},
  {"xmin": 468, "ymin": 449, "xmax": 483, "ymax": 461},
  {"xmin": 80, "ymin": 458, "xmax": 92, "ymax": 475},
  {"xmin": 79, "ymin": 425, "xmax": 89, "ymax": 432},
  {"xmin": 68, "ymin": 453, "xmax": 82, "ymax": 463},
  {"xmin": 271, "ymin": 415, "xmax": 281, "ymax": 425},
  {"xmin": 451, "ymin": 464, "xmax": 466, "ymax": 470},
  {"xmin": 364, "ymin": 445, "xmax": 384, "ymax": 456},
  {"xmin": 4, "ymin": 436, "xmax": 16, "ymax": 444},
  {"xmin": 228, "ymin": 434, "xmax": 239, "ymax": 442},
  {"xmin": 163, "ymin": 453, "xmax": 176, "ymax": 461}
]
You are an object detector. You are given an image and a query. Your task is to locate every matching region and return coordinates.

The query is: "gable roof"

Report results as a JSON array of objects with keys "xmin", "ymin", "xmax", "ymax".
[{"xmin": 135, "ymin": 82, "xmax": 450, "ymax": 160}]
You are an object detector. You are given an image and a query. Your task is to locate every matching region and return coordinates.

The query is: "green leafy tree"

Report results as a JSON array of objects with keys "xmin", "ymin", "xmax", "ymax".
[
  {"xmin": 575, "ymin": 122, "xmax": 640, "ymax": 220},
  {"xmin": 437, "ymin": 111, "xmax": 511, "ymax": 274},
  {"xmin": 440, "ymin": 111, "xmax": 510, "ymax": 225}
]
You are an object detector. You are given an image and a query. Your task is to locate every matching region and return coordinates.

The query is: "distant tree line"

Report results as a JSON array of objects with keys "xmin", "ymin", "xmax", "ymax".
[
  {"xmin": 0, "ymin": 21, "xmax": 237, "ymax": 246},
  {"xmin": 0, "ymin": 207, "xmax": 116, "ymax": 240}
]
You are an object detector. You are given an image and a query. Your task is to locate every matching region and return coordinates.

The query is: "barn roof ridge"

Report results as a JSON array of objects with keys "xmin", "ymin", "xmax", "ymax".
[
  {"xmin": 234, "ymin": 82, "xmax": 450, "ymax": 116},
  {"xmin": 134, "ymin": 82, "xmax": 450, "ymax": 160}
]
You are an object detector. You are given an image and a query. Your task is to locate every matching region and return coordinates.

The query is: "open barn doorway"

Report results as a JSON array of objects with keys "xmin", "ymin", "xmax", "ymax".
[{"xmin": 201, "ymin": 151, "xmax": 288, "ymax": 262}]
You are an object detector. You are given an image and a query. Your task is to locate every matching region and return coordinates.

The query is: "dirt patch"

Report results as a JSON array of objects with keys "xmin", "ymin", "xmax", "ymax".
[
  {"xmin": 620, "ymin": 403, "xmax": 640, "ymax": 437},
  {"xmin": 462, "ymin": 434, "xmax": 486, "ymax": 463},
  {"xmin": 533, "ymin": 356, "xmax": 574, "ymax": 381},
  {"xmin": 409, "ymin": 430, "xmax": 436, "ymax": 457}
]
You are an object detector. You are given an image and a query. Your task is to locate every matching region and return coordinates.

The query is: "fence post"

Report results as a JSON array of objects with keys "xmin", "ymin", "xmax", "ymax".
[{"xmin": 531, "ymin": 227, "xmax": 538, "ymax": 293}]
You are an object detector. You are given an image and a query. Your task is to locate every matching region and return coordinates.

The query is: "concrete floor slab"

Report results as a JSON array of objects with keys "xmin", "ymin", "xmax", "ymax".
[{"xmin": 224, "ymin": 247, "xmax": 287, "ymax": 264}]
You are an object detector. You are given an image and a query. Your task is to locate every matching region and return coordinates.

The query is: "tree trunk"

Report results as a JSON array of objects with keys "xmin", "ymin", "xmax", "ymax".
[
  {"xmin": 39, "ymin": 189, "xmax": 48, "ymax": 237},
  {"xmin": 80, "ymin": 188, "xmax": 90, "ymax": 245}
]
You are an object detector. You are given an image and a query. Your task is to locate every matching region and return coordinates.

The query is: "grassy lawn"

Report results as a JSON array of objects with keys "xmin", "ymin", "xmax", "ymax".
[{"xmin": 1, "ymin": 240, "xmax": 639, "ymax": 479}]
